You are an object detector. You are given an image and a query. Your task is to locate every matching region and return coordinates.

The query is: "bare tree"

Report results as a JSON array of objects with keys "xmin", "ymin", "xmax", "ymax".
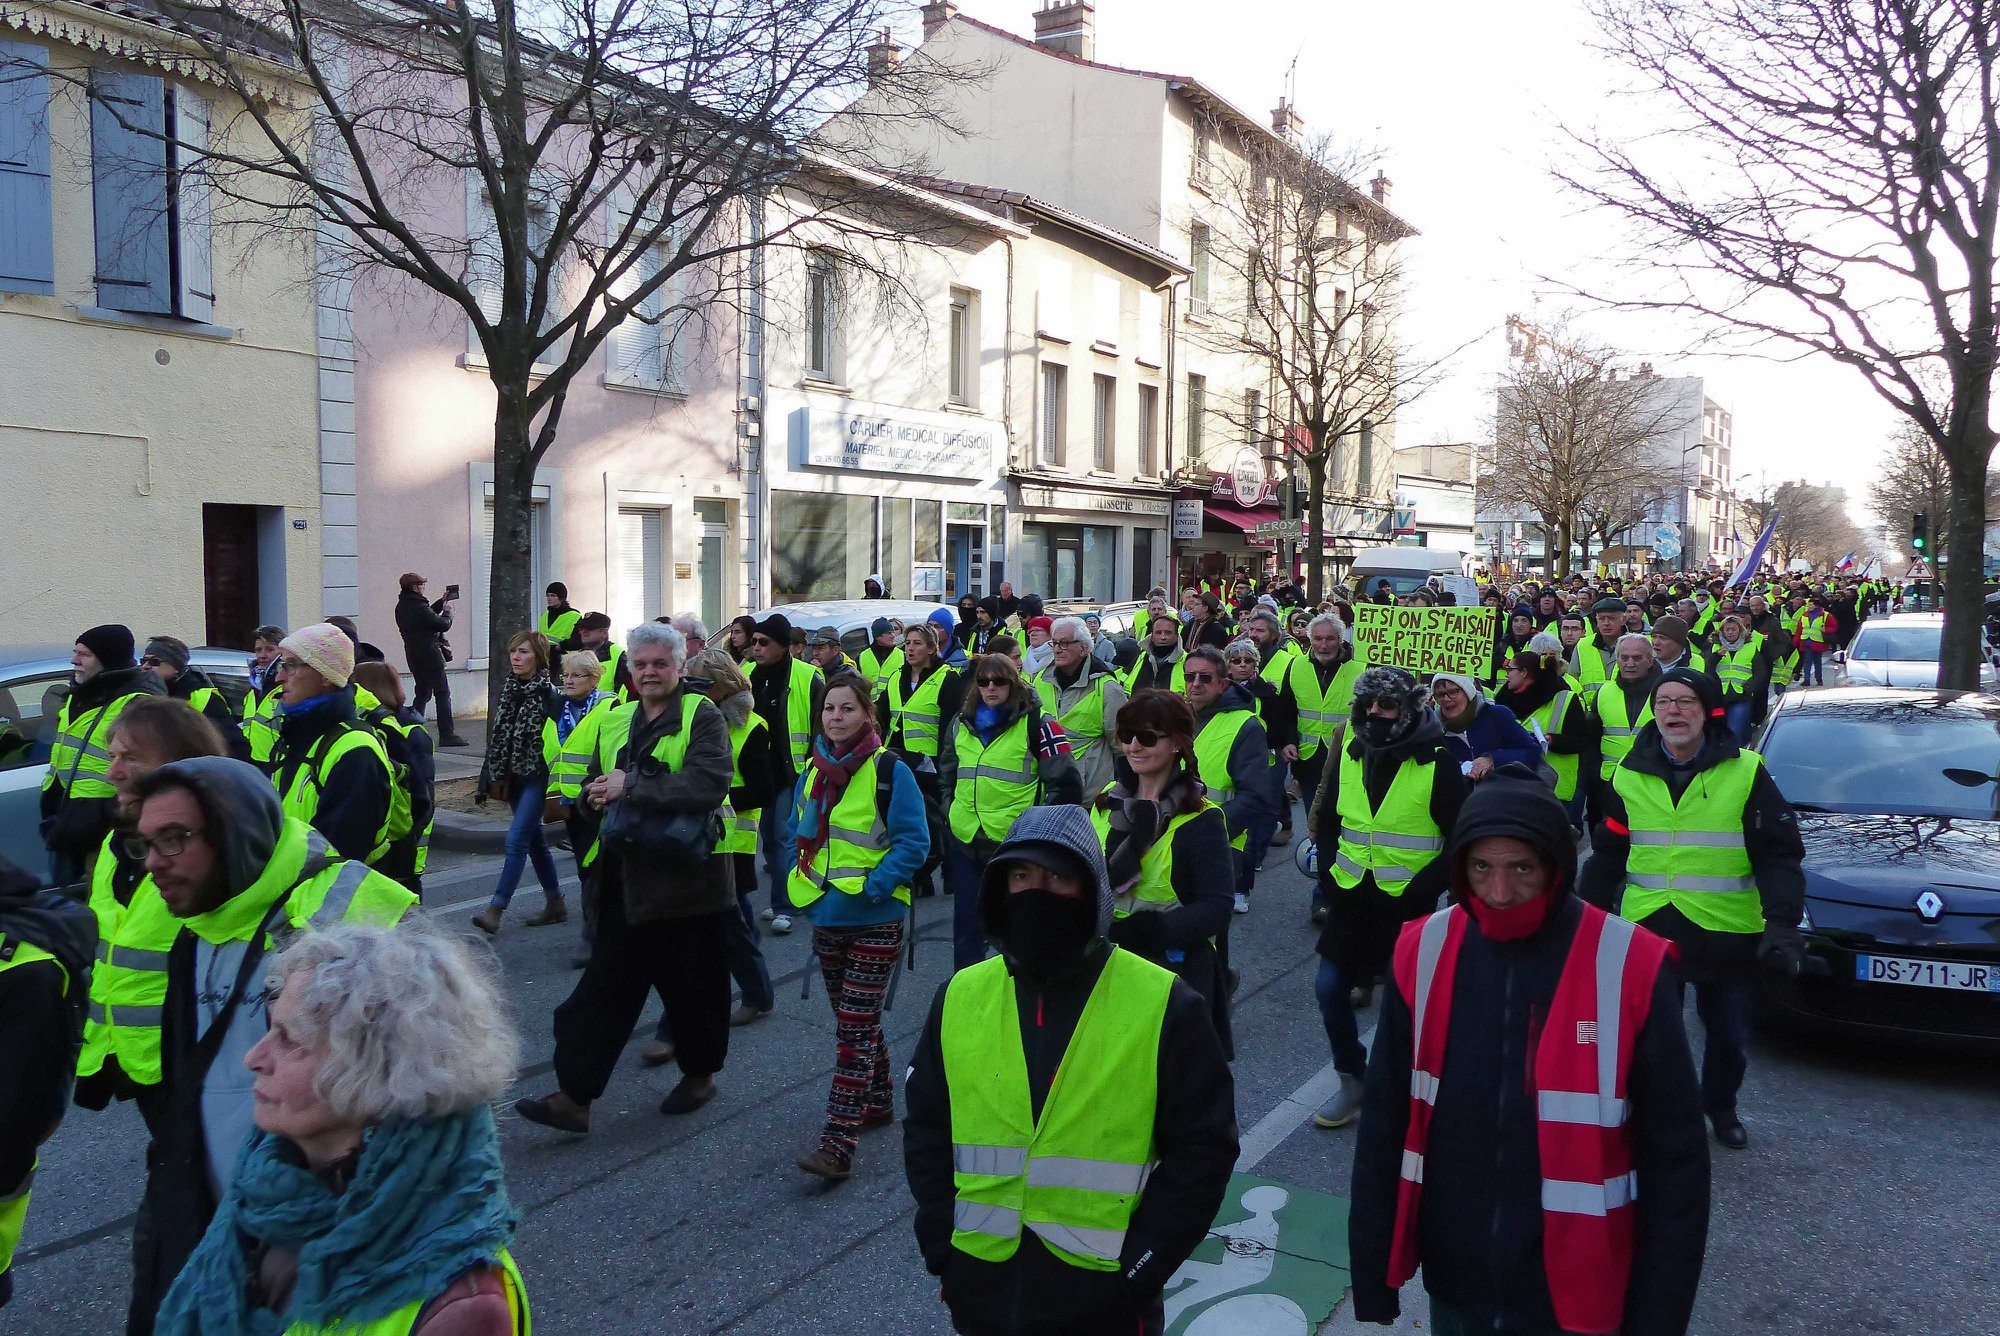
[
  {"xmin": 1185, "ymin": 127, "xmax": 1458, "ymax": 602},
  {"xmin": 1738, "ymin": 478, "xmax": 1866, "ymax": 571},
  {"xmin": 53, "ymin": 0, "xmax": 972, "ymax": 707},
  {"xmin": 1485, "ymin": 317, "xmax": 1683, "ymax": 577},
  {"xmin": 1566, "ymin": 0, "xmax": 1999, "ymax": 686},
  {"xmin": 1867, "ymin": 420, "xmax": 2000, "ymax": 556}
]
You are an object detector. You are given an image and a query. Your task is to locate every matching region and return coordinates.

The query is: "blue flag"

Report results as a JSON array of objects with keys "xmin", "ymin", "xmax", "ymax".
[{"xmin": 1727, "ymin": 513, "xmax": 1779, "ymax": 589}]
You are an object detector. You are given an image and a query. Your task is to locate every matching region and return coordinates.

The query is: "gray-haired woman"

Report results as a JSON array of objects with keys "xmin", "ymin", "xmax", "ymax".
[{"xmin": 154, "ymin": 920, "xmax": 527, "ymax": 1335}]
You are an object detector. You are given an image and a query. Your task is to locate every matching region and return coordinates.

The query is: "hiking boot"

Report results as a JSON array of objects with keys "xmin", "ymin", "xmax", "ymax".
[
  {"xmin": 470, "ymin": 905, "xmax": 503, "ymax": 936},
  {"xmin": 796, "ymin": 1146, "xmax": 853, "ymax": 1181},
  {"xmin": 1312, "ymin": 1074, "xmax": 1365, "ymax": 1129},
  {"xmin": 525, "ymin": 894, "xmax": 568, "ymax": 927}
]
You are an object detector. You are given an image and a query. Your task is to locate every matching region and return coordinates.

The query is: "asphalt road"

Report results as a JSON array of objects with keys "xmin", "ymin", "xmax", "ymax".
[{"xmin": 12, "ymin": 797, "xmax": 1998, "ymax": 1335}]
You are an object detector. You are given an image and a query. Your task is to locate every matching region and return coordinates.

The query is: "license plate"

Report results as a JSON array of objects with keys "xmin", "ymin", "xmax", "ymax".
[{"xmin": 1853, "ymin": 954, "xmax": 2000, "ymax": 993}]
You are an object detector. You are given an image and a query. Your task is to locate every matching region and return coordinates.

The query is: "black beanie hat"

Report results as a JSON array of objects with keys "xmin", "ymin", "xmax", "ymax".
[
  {"xmin": 755, "ymin": 612, "xmax": 794, "ymax": 644},
  {"xmin": 546, "ymin": 581, "xmax": 569, "ymax": 600},
  {"xmin": 78, "ymin": 623, "xmax": 136, "ymax": 671},
  {"xmin": 1448, "ymin": 763, "xmax": 1578, "ymax": 904},
  {"xmin": 1652, "ymin": 665, "xmax": 1723, "ymax": 717}
]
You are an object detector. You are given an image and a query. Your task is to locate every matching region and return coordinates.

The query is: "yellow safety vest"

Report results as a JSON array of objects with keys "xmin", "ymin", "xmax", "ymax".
[
  {"xmin": 1032, "ymin": 667, "xmax": 1114, "ymax": 775},
  {"xmin": 941, "ymin": 949, "xmax": 1173, "ymax": 1271},
  {"xmin": 1292, "ymin": 656, "xmax": 1365, "ymax": 761},
  {"xmin": 859, "ymin": 645, "xmax": 906, "ymax": 698},
  {"xmin": 718, "ymin": 713, "xmax": 770, "ymax": 855},
  {"xmin": 44, "ymin": 689, "xmax": 145, "ymax": 802},
  {"xmin": 1613, "ymin": 751, "xmax": 1765, "ymax": 934},
  {"xmin": 543, "ymin": 695, "xmax": 614, "ymax": 803},
  {"xmin": 781, "ymin": 657, "xmax": 823, "ymax": 769},
  {"xmin": 596, "ymin": 643, "xmax": 626, "ymax": 695},
  {"xmin": 1574, "ymin": 639, "xmax": 1618, "ymax": 688},
  {"xmin": 1524, "ymin": 690, "xmax": 1580, "ymax": 802},
  {"xmin": 582, "ymin": 695, "xmax": 705, "ymax": 867},
  {"xmin": 889, "ymin": 663, "xmax": 951, "ymax": 758},
  {"xmin": 541, "ymin": 607, "xmax": 581, "ymax": 642},
  {"xmin": 949, "ymin": 713, "xmax": 1040, "ymax": 845},
  {"xmin": 1330, "ymin": 742, "xmax": 1444, "ymax": 895},
  {"xmin": 1088, "ymin": 794, "xmax": 1217, "ymax": 917},
  {"xmin": 1191, "ymin": 707, "xmax": 1257, "ymax": 850},
  {"xmin": 788, "ymin": 749, "xmax": 906, "ymax": 909},
  {"xmin": 244, "ymin": 688, "xmax": 284, "ymax": 767},
  {"xmin": 284, "ymin": 1248, "xmax": 530, "ymax": 1336},
  {"xmin": 1713, "ymin": 641, "xmax": 1759, "ymax": 696},
  {"xmin": 275, "ymin": 722, "xmax": 395, "ymax": 864},
  {"xmin": 1592, "ymin": 683, "xmax": 1654, "ymax": 780}
]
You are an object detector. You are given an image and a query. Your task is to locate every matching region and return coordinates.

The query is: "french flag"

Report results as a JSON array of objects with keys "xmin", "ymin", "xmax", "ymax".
[{"xmin": 1835, "ymin": 551, "xmax": 1856, "ymax": 572}]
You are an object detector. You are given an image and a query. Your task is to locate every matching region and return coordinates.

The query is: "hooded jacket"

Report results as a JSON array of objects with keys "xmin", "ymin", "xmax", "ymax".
[
  {"xmin": 270, "ymin": 686, "xmax": 392, "ymax": 864},
  {"xmin": 1348, "ymin": 771, "xmax": 1709, "ymax": 1334},
  {"xmin": 0, "ymin": 853, "xmax": 74, "ymax": 1259},
  {"xmin": 903, "ymin": 806, "xmax": 1239, "ymax": 1336},
  {"xmin": 39, "ymin": 665, "xmax": 164, "ymax": 864},
  {"xmin": 163, "ymin": 667, "xmax": 251, "ymax": 762}
]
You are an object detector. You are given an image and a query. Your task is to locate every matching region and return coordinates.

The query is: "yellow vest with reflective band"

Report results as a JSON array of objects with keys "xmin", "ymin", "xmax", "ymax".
[
  {"xmin": 44, "ymin": 689, "xmax": 145, "ymax": 802},
  {"xmin": 718, "ymin": 713, "xmax": 769, "ymax": 855},
  {"xmin": 859, "ymin": 645, "xmax": 905, "ymax": 698},
  {"xmin": 1713, "ymin": 639, "xmax": 1759, "ymax": 696},
  {"xmin": 1331, "ymin": 742, "xmax": 1444, "ymax": 895},
  {"xmin": 278, "ymin": 723, "xmax": 396, "ymax": 864},
  {"xmin": 1088, "ymin": 794, "xmax": 1217, "ymax": 917},
  {"xmin": 597, "ymin": 643, "xmax": 625, "ymax": 694},
  {"xmin": 1574, "ymin": 639, "xmax": 1617, "ymax": 688},
  {"xmin": 1523, "ymin": 691, "xmax": 1580, "ymax": 802},
  {"xmin": 541, "ymin": 607, "xmax": 580, "ymax": 643},
  {"xmin": 1613, "ymin": 751, "xmax": 1765, "ymax": 934},
  {"xmin": 1121, "ymin": 655, "xmax": 1186, "ymax": 695},
  {"xmin": 1192, "ymin": 708, "xmax": 1257, "ymax": 850},
  {"xmin": 889, "ymin": 663, "xmax": 950, "ymax": 758},
  {"xmin": 942, "ymin": 948, "xmax": 1172, "ymax": 1270},
  {"xmin": 0, "ymin": 1149, "xmax": 37, "ymax": 1279},
  {"xmin": 781, "ymin": 657, "xmax": 822, "ymax": 769},
  {"xmin": 1592, "ymin": 683, "xmax": 1654, "ymax": 780},
  {"xmin": 543, "ymin": 695, "xmax": 614, "ymax": 802},
  {"xmin": 581, "ymin": 695, "xmax": 704, "ymax": 868},
  {"xmin": 1032, "ymin": 667, "xmax": 1112, "ymax": 774},
  {"xmin": 1293, "ymin": 656, "xmax": 1365, "ymax": 761},
  {"xmin": 244, "ymin": 689, "xmax": 283, "ymax": 766},
  {"xmin": 788, "ymin": 749, "xmax": 906, "ymax": 909},
  {"xmin": 283, "ymin": 1247, "xmax": 530, "ymax": 1336},
  {"xmin": 359, "ymin": 706, "xmax": 417, "ymax": 853},
  {"xmin": 950, "ymin": 713, "xmax": 1040, "ymax": 844}
]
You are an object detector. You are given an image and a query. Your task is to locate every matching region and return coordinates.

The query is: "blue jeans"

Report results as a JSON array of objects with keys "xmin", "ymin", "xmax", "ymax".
[
  {"xmin": 1724, "ymin": 699, "xmax": 1754, "ymax": 744},
  {"xmin": 945, "ymin": 839, "xmax": 992, "ymax": 971},
  {"xmin": 490, "ymin": 779, "xmax": 559, "ymax": 909},
  {"xmin": 1801, "ymin": 647, "xmax": 1825, "ymax": 685},
  {"xmin": 1315, "ymin": 956, "xmax": 1368, "ymax": 1076},
  {"xmin": 760, "ymin": 798, "xmax": 792, "ymax": 917},
  {"xmin": 1690, "ymin": 977, "xmax": 1753, "ymax": 1118}
]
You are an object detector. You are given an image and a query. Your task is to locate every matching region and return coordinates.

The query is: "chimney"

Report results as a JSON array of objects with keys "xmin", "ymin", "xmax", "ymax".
[
  {"xmin": 1032, "ymin": 0, "xmax": 1095, "ymax": 61},
  {"xmin": 1637, "ymin": 361, "xmax": 1655, "ymax": 378},
  {"xmin": 919, "ymin": 1, "xmax": 959, "ymax": 42},
  {"xmin": 1370, "ymin": 171, "xmax": 1392, "ymax": 206},
  {"xmin": 1271, "ymin": 97, "xmax": 1305, "ymax": 141},
  {"xmin": 866, "ymin": 28, "xmax": 902, "ymax": 85}
]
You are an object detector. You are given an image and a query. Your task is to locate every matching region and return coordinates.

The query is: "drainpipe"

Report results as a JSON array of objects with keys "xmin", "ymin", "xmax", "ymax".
[{"xmin": 742, "ymin": 188, "xmax": 769, "ymax": 606}]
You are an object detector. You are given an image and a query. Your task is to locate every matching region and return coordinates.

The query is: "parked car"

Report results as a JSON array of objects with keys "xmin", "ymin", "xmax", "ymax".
[
  {"xmin": 1043, "ymin": 599, "xmax": 1144, "ymax": 640},
  {"xmin": 0, "ymin": 645, "xmax": 251, "ymax": 885},
  {"xmin": 746, "ymin": 600, "xmax": 949, "ymax": 662},
  {"xmin": 1752, "ymin": 685, "xmax": 2000, "ymax": 1049},
  {"xmin": 1843, "ymin": 611, "xmax": 1996, "ymax": 689}
]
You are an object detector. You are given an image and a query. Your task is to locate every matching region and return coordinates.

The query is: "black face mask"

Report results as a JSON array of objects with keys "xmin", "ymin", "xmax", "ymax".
[
  {"xmin": 1003, "ymin": 888, "xmax": 1098, "ymax": 976},
  {"xmin": 1356, "ymin": 713, "xmax": 1401, "ymax": 748}
]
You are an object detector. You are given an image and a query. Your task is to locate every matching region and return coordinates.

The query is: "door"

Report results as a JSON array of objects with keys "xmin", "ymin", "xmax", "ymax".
[
  {"xmin": 1132, "ymin": 528, "xmax": 1155, "ymax": 600},
  {"xmin": 1054, "ymin": 534, "xmax": 1082, "ymax": 599},
  {"xmin": 612, "ymin": 506, "xmax": 665, "ymax": 637},
  {"xmin": 946, "ymin": 528, "xmax": 970, "ymax": 600},
  {"xmin": 201, "ymin": 503, "xmax": 260, "ymax": 649},
  {"xmin": 695, "ymin": 500, "xmax": 727, "ymax": 632}
]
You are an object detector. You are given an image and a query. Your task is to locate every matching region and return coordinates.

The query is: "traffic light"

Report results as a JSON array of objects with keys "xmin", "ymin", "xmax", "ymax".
[{"xmin": 1912, "ymin": 511, "xmax": 1929, "ymax": 553}]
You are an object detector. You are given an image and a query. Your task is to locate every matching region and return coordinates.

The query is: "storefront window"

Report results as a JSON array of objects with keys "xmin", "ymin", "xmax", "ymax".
[
  {"xmin": 1082, "ymin": 525, "xmax": 1116, "ymax": 601},
  {"xmin": 1019, "ymin": 522, "xmax": 1120, "ymax": 602},
  {"xmin": 914, "ymin": 499, "xmax": 943, "ymax": 564},
  {"xmin": 772, "ymin": 491, "xmax": 876, "ymax": 603},
  {"xmin": 882, "ymin": 497, "xmax": 910, "ymax": 590}
]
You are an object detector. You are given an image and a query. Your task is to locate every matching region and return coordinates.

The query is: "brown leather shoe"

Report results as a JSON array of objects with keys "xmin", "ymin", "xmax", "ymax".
[
  {"xmin": 729, "ymin": 1004, "xmax": 771, "ymax": 1027},
  {"xmin": 659, "ymin": 1076, "xmax": 716, "ymax": 1115},
  {"xmin": 795, "ymin": 1147, "xmax": 852, "ymax": 1181},
  {"xmin": 515, "ymin": 1091, "xmax": 589, "ymax": 1134},
  {"xmin": 471, "ymin": 906, "xmax": 503, "ymax": 936},
  {"xmin": 525, "ymin": 896, "xmax": 569, "ymax": 927},
  {"xmin": 639, "ymin": 1039, "xmax": 676, "ymax": 1068}
]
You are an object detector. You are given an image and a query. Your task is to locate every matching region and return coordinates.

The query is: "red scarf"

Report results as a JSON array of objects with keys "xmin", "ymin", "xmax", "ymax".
[{"xmin": 796, "ymin": 729, "xmax": 881, "ymax": 871}]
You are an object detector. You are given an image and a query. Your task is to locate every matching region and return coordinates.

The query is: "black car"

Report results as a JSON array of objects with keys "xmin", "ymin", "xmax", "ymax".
[{"xmin": 1753, "ymin": 686, "xmax": 2000, "ymax": 1048}]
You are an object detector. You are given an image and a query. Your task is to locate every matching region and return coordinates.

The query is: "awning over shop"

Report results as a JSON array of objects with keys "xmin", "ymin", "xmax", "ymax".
[{"xmin": 1204, "ymin": 506, "xmax": 1280, "ymax": 536}]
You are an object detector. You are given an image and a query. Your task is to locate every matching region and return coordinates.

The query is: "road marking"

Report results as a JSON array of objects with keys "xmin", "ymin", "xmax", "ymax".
[{"xmin": 1235, "ymin": 1022, "xmax": 1377, "ymax": 1172}]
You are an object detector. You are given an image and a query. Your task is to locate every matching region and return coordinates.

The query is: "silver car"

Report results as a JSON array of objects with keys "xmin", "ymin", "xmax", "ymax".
[
  {"xmin": 1, "ymin": 646, "xmax": 253, "ymax": 885},
  {"xmin": 1843, "ymin": 613, "xmax": 1997, "ymax": 690},
  {"xmin": 744, "ymin": 600, "xmax": 954, "ymax": 660}
]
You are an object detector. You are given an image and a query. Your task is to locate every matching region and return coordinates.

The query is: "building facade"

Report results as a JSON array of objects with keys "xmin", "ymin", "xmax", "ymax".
[
  {"xmin": 1, "ymin": 10, "xmax": 322, "ymax": 648},
  {"xmin": 1392, "ymin": 442, "xmax": 1478, "ymax": 560}
]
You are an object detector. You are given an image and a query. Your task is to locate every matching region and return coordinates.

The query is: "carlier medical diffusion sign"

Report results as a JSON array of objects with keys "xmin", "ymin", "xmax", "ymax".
[{"xmin": 794, "ymin": 403, "xmax": 998, "ymax": 480}]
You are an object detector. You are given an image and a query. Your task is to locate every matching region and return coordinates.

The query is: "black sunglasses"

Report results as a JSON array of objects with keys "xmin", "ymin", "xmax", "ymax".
[
  {"xmin": 1117, "ymin": 727, "xmax": 1164, "ymax": 747},
  {"xmin": 1184, "ymin": 670, "xmax": 1218, "ymax": 684},
  {"xmin": 975, "ymin": 675, "xmax": 1009, "ymax": 687}
]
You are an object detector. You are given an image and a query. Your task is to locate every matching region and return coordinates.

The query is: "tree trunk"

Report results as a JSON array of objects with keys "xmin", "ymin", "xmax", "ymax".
[
  {"xmin": 1940, "ymin": 446, "xmax": 1991, "ymax": 690},
  {"xmin": 1556, "ymin": 515, "xmax": 1574, "ymax": 578},
  {"xmin": 486, "ymin": 394, "xmax": 538, "ymax": 721},
  {"xmin": 1305, "ymin": 451, "xmax": 1329, "ymax": 606}
]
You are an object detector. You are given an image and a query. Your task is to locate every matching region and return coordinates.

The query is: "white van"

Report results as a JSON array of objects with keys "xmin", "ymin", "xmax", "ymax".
[{"xmin": 1345, "ymin": 547, "xmax": 1480, "ymax": 606}]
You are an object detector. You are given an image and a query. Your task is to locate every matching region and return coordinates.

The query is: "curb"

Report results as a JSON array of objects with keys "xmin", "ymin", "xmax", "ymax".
[{"xmin": 431, "ymin": 809, "xmax": 565, "ymax": 853}]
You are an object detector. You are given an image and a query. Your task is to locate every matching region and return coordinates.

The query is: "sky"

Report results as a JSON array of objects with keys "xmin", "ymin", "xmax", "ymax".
[{"xmin": 947, "ymin": 0, "xmax": 1897, "ymax": 530}]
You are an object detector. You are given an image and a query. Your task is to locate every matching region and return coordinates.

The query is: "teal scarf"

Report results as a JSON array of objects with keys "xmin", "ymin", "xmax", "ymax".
[{"xmin": 156, "ymin": 1103, "xmax": 516, "ymax": 1336}]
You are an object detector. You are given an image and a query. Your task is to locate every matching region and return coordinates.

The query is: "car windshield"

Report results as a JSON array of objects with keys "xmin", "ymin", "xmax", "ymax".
[
  {"xmin": 1762, "ymin": 710, "xmax": 2000, "ymax": 819},
  {"xmin": 1850, "ymin": 626, "xmax": 1942, "ymax": 661}
]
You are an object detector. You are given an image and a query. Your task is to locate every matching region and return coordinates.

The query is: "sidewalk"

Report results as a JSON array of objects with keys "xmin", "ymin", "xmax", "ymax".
[{"xmin": 420, "ymin": 717, "xmax": 516, "ymax": 852}]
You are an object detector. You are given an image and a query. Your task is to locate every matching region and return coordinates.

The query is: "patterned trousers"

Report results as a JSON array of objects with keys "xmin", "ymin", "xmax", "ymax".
[{"xmin": 812, "ymin": 920, "xmax": 905, "ymax": 1162}]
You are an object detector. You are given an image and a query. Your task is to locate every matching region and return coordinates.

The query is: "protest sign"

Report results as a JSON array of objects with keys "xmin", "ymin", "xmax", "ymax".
[{"xmin": 1352, "ymin": 604, "xmax": 1496, "ymax": 678}]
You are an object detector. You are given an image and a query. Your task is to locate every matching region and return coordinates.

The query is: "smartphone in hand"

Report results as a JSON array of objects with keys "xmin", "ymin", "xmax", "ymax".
[{"xmin": 444, "ymin": 583, "xmax": 461, "ymax": 601}]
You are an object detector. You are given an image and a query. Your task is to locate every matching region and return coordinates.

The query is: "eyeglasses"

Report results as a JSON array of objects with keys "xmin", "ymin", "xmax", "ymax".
[
  {"xmin": 124, "ymin": 826, "xmax": 206, "ymax": 860},
  {"xmin": 273, "ymin": 657, "xmax": 303, "ymax": 675},
  {"xmin": 975, "ymin": 675, "xmax": 1009, "ymax": 687},
  {"xmin": 140, "ymin": 655, "xmax": 166, "ymax": 667},
  {"xmin": 1227, "ymin": 657, "xmax": 1257, "ymax": 667},
  {"xmin": 1184, "ymin": 671, "xmax": 1218, "ymax": 684},
  {"xmin": 750, "ymin": 635, "xmax": 774, "ymax": 647},
  {"xmin": 1117, "ymin": 727, "xmax": 1165, "ymax": 747},
  {"xmin": 1050, "ymin": 638, "xmax": 1084, "ymax": 649}
]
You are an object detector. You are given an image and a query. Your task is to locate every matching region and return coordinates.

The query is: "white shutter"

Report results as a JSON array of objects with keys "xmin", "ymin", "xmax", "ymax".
[
  {"xmin": 612, "ymin": 506, "xmax": 663, "ymax": 636},
  {"xmin": 1091, "ymin": 274, "xmax": 1119, "ymax": 348},
  {"xmin": 171, "ymin": 85, "xmax": 212, "ymax": 321},
  {"xmin": 465, "ymin": 172, "xmax": 500, "ymax": 353},
  {"xmin": 1037, "ymin": 256, "xmax": 1071, "ymax": 339},
  {"xmin": 475, "ymin": 498, "xmax": 495, "ymax": 660},
  {"xmin": 476, "ymin": 493, "xmax": 548, "ymax": 662},
  {"xmin": 606, "ymin": 191, "xmax": 668, "ymax": 387},
  {"xmin": 1138, "ymin": 289, "xmax": 1163, "ymax": 365}
]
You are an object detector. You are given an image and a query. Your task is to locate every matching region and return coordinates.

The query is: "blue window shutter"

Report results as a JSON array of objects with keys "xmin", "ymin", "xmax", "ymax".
[
  {"xmin": 90, "ymin": 70, "xmax": 171, "ymax": 314},
  {"xmin": 0, "ymin": 40, "xmax": 55, "ymax": 295},
  {"xmin": 171, "ymin": 85, "xmax": 213, "ymax": 321}
]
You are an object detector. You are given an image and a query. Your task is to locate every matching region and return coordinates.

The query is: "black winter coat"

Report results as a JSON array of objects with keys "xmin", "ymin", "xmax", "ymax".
[
  {"xmin": 270, "ymin": 688, "xmax": 392, "ymax": 864},
  {"xmin": 1348, "ymin": 894, "xmax": 1710, "ymax": 1334},
  {"xmin": 394, "ymin": 589, "xmax": 453, "ymax": 675},
  {"xmin": 1102, "ymin": 797, "xmax": 1236, "ymax": 1058},
  {"xmin": 39, "ymin": 666, "xmax": 163, "ymax": 868},
  {"xmin": 165, "ymin": 666, "xmax": 250, "ymax": 762},
  {"xmin": 904, "ymin": 943, "xmax": 1239, "ymax": 1336}
]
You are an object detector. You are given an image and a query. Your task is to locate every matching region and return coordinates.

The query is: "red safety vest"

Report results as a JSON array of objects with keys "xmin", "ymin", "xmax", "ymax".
[{"xmin": 1385, "ymin": 902, "xmax": 1673, "ymax": 1335}]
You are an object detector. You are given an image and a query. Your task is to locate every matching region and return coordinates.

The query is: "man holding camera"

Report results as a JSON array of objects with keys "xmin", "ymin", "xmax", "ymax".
[{"xmin": 394, "ymin": 572, "xmax": 466, "ymax": 746}]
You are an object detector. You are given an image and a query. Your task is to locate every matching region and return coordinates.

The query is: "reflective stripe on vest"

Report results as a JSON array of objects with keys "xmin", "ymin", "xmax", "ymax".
[
  {"xmin": 788, "ymin": 750, "xmax": 903, "ymax": 908},
  {"xmin": 1293, "ymin": 656, "xmax": 1364, "ymax": 759},
  {"xmin": 1331, "ymin": 744, "xmax": 1444, "ymax": 894},
  {"xmin": 950, "ymin": 714, "xmax": 1039, "ymax": 844},
  {"xmin": 1527, "ymin": 691, "xmax": 1579, "ymax": 802},
  {"xmin": 890, "ymin": 663, "xmax": 950, "ymax": 758},
  {"xmin": 1191, "ymin": 708, "xmax": 1257, "ymax": 850},
  {"xmin": 584, "ymin": 696, "xmax": 704, "ymax": 867},
  {"xmin": 1714, "ymin": 642, "xmax": 1758, "ymax": 693},
  {"xmin": 1033, "ymin": 668, "xmax": 1111, "ymax": 769},
  {"xmin": 1613, "ymin": 750, "xmax": 1764, "ymax": 933},
  {"xmin": 717, "ymin": 714, "xmax": 769, "ymax": 855},
  {"xmin": 277, "ymin": 724, "xmax": 394, "ymax": 863},
  {"xmin": 244, "ymin": 690, "xmax": 283, "ymax": 766},
  {"xmin": 1088, "ymin": 796, "xmax": 1215, "ymax": 917},
  {"xmin": 1592, "ymin": 684, "xmax": 1653, "ymax": 779},
  {"xmin": 941, "ymin": 950, "xmax": 1173, "ymax": 1271},
  {"xmin": 46, "ymin": 692, "xmax": 141, "ymax": 801}
]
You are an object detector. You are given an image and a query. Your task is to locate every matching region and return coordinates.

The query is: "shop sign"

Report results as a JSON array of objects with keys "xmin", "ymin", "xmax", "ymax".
[
  {"xmin": 911, "ymin": 564, "xmax": 946, "ymax": 596},
  {"xmin": 1252, "ymin": 517, "xmax": 1302, "ymax": 539},
  {"xmin": 1016, "ymin": 484, "xmax": 1172, "ymax": 518},
  {"xmin": 794, "ymin": 402, "xmax": 997, "ymax": 479},
  {"xmin": 1208, "ymin": 454, "xmax": 1280, "ymax": 507},
  {"xmin": 1172, "ymin": 498, "xmax": 1205, "ymax": 539}
]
